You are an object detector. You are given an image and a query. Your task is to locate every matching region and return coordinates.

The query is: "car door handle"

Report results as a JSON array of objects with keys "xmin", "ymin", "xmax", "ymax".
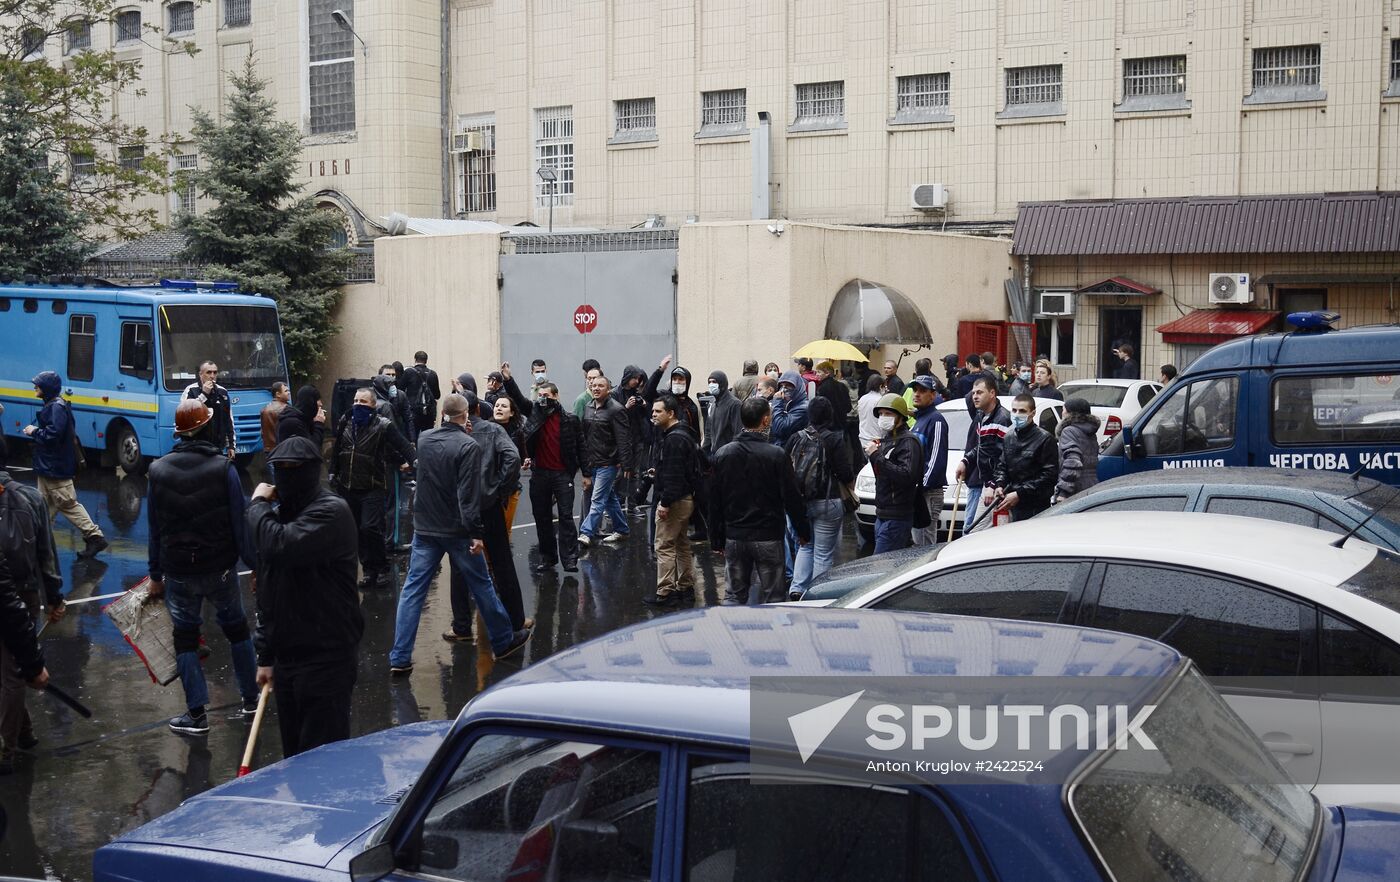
[{"xmin": 1263, "ymin": 740, "xmax": 1314, "ymax": 756}]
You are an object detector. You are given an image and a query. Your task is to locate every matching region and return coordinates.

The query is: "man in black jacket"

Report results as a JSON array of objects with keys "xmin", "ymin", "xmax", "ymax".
[
  {"xmin": 955, "ymin": 377, "xmax": 1011, "ymax": 531},
  {"xmin": 148, "ymin": 400, "xmax": 260, "ymax": 736},
  {"xmin": 866, "ymin": 394, "xmax": 924, "ymax": 553},
  {"xmin": 182, "ymin": 361, "xmax": 236, "ymax": 458},
  {"xmin": 703, "ymin": 371, "xmax": 743, "ymax": 455},
  {"xmin": 579, "ymin": 375, "xmax": 633, "ymax": 547},
  {"xmin": 389, "ymin": 394, "xmax": 530, "ymax": 674},
  {"xmin": 329, "ymin": 387, "xmax": 415, "ymax": 588},
  {"xmin": 613, "ymin": 365, "xmax": 650, "ymax": 513},
  {"xmin": 523, "ymin": 383, "xmax": 583, "ymax": 573},
  {"xmin": 402, "ymin": 351, "xmax": 441, "ymax": 433},
  {"xmin": 990, "ymin": 395, "xmax": 1060, "ymax": 522},
  {"xmin": 248, "ymin": 436, "xmax": 363, "ymax": 757},
  {"xmin": 710, "ymin": 398, "xmax": 810, "ymax": 605},
  {"xmin": 0, "ymin": 443, "xmax": 63, "ymax": 775},
  {"xmin": 644, "ymin": 395, "xmax": 701, "ymax": 607}
]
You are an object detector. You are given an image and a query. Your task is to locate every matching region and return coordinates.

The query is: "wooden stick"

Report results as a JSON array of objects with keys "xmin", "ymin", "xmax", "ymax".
[
  {"xmin": 947, "ymin": 480, "xmax": 963, "ymax": 543},
  {"xmin": 237, "ymin": 682, "xmax": 273, "ymax": 777}
]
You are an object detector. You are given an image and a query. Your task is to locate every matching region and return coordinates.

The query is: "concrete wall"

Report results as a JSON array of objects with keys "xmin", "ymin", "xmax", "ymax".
[
  {"xmin": 677, "ymin": 222, "xmax": 1013, "ymax": 378},
  {"xmin": 318, "ymin": 232, "xmax": 502, "ymax": 385},
  {"xmin": 1033, "ymin": 252, "xmax": 1400, "ymax": 381}
]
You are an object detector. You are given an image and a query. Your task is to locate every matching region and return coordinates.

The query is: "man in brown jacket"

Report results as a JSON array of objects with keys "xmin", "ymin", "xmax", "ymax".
[{"xmin": 259, "ymin": 382, "xmax": 290, "ymax": 481}]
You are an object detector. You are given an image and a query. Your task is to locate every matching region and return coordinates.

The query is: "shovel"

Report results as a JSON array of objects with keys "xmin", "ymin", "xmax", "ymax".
[{"xmin": 237, "ymin": 682, "xmax": 273, "ymax": 777}]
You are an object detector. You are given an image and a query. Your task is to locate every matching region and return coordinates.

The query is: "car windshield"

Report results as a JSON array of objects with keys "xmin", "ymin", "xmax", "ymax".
[
  {"xmin": 158, "ymin": 304, "xmax": 287, "ymax": 392},
  {"xmin": 1340, "ymin": 548, "xmax": 1400, "ymax": 616},
  {"xmin": 1060, "ymin": 383, "xmax": 1128, "ymax": 407},
  {"xmin": 1350, "ymin": 484, "xmax": 1400, "ymax": 537},
  {"xmin": 829, "ymin": 547, "xmax": 943, "ymax": 606},
  {"xmin": 1070, "ymin": 668, "xmax": 1318, "ymax": 882}
]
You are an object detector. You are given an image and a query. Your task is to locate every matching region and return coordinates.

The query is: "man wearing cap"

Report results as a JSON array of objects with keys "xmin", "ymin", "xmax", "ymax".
[
  {"xmin": 248, "ymin": 436, "xmax": 363, "ymax": 757},
  {"xmin": 22, "ymin": 371, "xmax": 107, "ymax": 559},
  {"xmin": 866, "ymin": 393, "xmax": 924, "ymax": 553},
  {"xmin": 147, "ymin": 399, "xmax": 260, "ymax": 736},
  {"xmin": 908, "ymin": 375, "xmax": 950, "ymax": 546}
]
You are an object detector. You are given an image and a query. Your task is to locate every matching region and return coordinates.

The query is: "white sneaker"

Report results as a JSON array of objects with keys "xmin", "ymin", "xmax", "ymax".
[
  {"xmin": 577, "ymin": 534, "xmax": 592, "ymax": 547},
  {"xmin": 602, "ymin": 532, "xmax": 628, "ymax": 543}
]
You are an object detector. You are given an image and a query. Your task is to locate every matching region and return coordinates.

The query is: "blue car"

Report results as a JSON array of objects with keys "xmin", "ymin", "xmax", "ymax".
[{"xmin": 95, "ymin": 607, "xmax": 1400, "ymax": 881}]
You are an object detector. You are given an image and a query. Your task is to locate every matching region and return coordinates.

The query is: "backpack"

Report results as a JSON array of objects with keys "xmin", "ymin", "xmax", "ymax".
[
  {"xmin": 408, "ymin": 366, "xmax": 434, "ymax": 420},
  {"xmin": 0, "ymin": 482, "xmax": 40, "ymax": 586},
  {"xmin": 789, "ymin": 427, "xmax": 830, "ymax": 502}
]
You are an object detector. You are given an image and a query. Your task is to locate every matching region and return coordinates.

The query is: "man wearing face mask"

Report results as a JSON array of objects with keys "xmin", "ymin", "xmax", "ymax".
[
  {"xmin": 613, "ymin": 365, "xmax": 650, "ymax": 513},
  {"xmin": 248, "ymin": 436, "xmax": 363, "ymax": 757},
  {"xmin": 644, "ymin": 355, "xmax": 701, "ymax": 434},
  {"xmin": 703, "ymin": 371, "xmax": 743, "ymax": 455},
  {"xmin": 522, "ymin": 382, "xmax": 584, "ymax": 572},
  {"xmin": 1007, "ymin": 363, "xmax": 1033, "ymax": 398},
  {"xmin": 373, "ymin": 364, "xmax": 416, "ymax": 443},
  {"xmin": 528, "ymin": 359, "xmax": 549, "ymax": 400},
  {"xmin": 329, "ymin": 388, "xmax": 415, "ymax": 588},
  {"xmin": 989, "ymin": 394, "xmax": 1059, "ymax": 522},
  {"xmin": 866, "ymin": 394, "xmax": 924, "ymax": 553},
  {"xmin": 769, "ymin": 370, "xmax": 810, "ymax": 448}
]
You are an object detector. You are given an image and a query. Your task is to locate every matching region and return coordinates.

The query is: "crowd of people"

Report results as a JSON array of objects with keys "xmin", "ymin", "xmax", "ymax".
[{"xmin": 0, "ymin": 344, "xmax": 1178, "ymax": 774}]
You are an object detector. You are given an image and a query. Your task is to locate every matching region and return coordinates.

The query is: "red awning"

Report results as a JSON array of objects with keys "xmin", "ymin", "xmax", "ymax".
[
  {"xmin": 1073, "ymin": 276, "xmax": 1161, "ymax": 296},
  {"xmin": 1156, "ymin": 309, "xmax": 1279, "ymax": 345}
]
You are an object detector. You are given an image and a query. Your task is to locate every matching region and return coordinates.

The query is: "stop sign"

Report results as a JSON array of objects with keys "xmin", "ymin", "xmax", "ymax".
[{"xmin": 573, "ymin": 304, "xmax": 598, "ymax": 334}]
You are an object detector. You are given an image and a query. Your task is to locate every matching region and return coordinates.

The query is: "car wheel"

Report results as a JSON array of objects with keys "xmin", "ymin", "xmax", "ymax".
[{"xmin": 113, "ymin": 423, "xmax": 147, "ymax": 475}]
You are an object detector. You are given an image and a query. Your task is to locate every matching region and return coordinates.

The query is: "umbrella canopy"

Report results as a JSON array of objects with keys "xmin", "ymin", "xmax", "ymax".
[
  {"xmin": 793, "ymin": 340, "xmax": 868, "ymax": 364},
  {"xmin": 824, "ymin": 279, "xmax": 933, "ymax": 346}
]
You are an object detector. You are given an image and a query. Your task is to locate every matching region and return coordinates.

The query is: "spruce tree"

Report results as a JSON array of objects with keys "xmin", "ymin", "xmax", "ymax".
[
  {"xmin": 0, "ymin": 81, "xmax": 89, "ymax": 278},
  {"xmin": 178, "ymin": 57, "xmax": 348, "ymax": 382}
]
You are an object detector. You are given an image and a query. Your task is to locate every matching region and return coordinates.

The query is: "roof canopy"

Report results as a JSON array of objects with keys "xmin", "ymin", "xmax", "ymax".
[
  {"xmin": 1156, "ymin": 309, "xmax": 1279, "ymax": 345},
  {"xmin": 1073, "ymin": 276, "xmax": 1161, "ymax": 296},
  {"xmin": 1013, "ymin": 191, "xmax": 1400, "ymax": 257},
  {"xmin": 824, "ymin": 279, "xmax": 933, "ymax": 346}
]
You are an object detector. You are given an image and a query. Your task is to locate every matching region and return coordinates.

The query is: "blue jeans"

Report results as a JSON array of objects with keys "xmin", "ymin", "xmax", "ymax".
[
  {"xmin": 964, "ymin": 486, "xmax": 984, "ymax": 532},
  {"xmin": 580, "ymin": 466, "xmax": 629, "ymax": 539},
  {"xmin": 391, "ymin": 534, "xmax": 515, "ymax": 666},
  {"xmin": 792, "ymin": 498, "xmax": 844, "ymax": 594},
  {"xmin": 164, "ymin": 569, "xmax": 257, "ymax": 711},
  {"xmin": 874, "ymin": 517, "xmax": 913, "ymax": 554}
]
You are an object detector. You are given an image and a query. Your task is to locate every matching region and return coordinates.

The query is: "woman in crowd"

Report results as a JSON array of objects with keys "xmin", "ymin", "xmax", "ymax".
[
  {"xmin": 1032, "ymin": 360, "xmax": 1064, "ymax": 401},
  {"xmin": 492, "ymin": 395, "xmax": 528, "ymax": 531}
]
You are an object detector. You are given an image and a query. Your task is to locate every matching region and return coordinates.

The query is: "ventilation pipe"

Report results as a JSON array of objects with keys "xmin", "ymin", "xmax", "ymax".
[{"xmin": 751, "ymin": 112, "xmax": 771, "ymax": 220}]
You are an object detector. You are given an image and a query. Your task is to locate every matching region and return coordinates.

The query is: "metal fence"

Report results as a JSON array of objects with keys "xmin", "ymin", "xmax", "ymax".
[
  {"xmin": 503, "ymin": 229, "xmax": 679, "ymax": 255},
  {"xmin": 82, "ymin": 249, "xmax": 376, "ymax": 285}
]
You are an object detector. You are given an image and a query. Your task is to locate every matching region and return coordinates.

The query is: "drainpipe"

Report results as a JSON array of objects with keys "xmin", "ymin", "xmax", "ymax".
[
  {"xmin": 751, "ymin": 112, "xmax": 771, "ymax": 220},
  {"xmin": 440, "ymin": 0, "xmax": 452, "ymax": 218},
  {"xmin": 1022, "ymin": 255, "xmax": 1034, "ymax": 318}
]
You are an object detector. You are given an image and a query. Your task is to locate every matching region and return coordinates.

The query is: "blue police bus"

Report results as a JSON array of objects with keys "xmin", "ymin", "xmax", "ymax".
[{"xmin": 0, "ymin": 279, "xmax": 288, "ymax": 473}]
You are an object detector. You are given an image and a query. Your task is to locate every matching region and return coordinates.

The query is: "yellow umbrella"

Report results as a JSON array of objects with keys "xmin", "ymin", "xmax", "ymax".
[{"xmin": 793, "ymin": 339, "xmax": 868, "ymax": 364}]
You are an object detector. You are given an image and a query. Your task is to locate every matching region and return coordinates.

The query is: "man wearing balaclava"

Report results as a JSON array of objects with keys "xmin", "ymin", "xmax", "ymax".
[
  {"xmin": 147, "ymin": 399, "xmax": 260, "ymax": 737},
  {"xmin": 248, "ymin": 436, "xmax": 363, "ymax": 758},
  {"xmin": 328, "ymin": 387, "xmax": 415, "ymax": 589}
]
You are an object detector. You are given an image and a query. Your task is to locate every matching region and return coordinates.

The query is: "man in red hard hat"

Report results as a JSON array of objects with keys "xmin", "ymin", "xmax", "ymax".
[{"xmin": 146, "ymin": 398, "xmax": 259, "ymax": 737}]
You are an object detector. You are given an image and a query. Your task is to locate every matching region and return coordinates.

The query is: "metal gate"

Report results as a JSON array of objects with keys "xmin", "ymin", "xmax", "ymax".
[{"xmin": 499, "ymin": 231, "xmax": 678, "ymax": 403}]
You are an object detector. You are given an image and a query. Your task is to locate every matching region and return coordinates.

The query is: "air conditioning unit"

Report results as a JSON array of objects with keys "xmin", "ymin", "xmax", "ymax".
[
  {"xmin": 910, "ymin": 183, "xmax": 949, "ymax": 211},
  {"xmin": 1038, "ymin": 290, "xmax": 1074, "ymax": 316},
  {"xmin": 451, "ymin": 130, "xmax": 485, "ymax": 153},
  {"xmin": 1208, "ymin": 273, "xmax": 1253, "ymax": 304}
]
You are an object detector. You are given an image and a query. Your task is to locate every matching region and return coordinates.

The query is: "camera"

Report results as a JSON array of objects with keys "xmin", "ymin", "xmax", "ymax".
[{"xmin": 631, "ymin": 468, "xmax": 656, "ymax": 506}]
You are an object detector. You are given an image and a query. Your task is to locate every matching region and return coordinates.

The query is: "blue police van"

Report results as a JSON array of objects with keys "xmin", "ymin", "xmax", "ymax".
[
  {"xmin": 1100, "ymin": 312, "xmax": 1400, "ymax": 486},
  {"xmin": 0, "ymin": 279, "xmax": 288, "ymax": 473}
]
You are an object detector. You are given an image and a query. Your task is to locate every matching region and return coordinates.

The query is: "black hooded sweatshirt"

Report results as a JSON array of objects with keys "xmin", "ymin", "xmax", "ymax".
[
  {"xmin": 704, "ymin": 371, "xmax": 743, "ymax": 455},
  {"xmin": 277, "ymin": 386, "xmax": 326, "ymax": 448},
  {"xmin": 613, "ymin": 365, "xmax": 651, "ymax": 457},
  {"xmin": 645, "ymin": 365, "xmax": 702, "ymax": 443}
]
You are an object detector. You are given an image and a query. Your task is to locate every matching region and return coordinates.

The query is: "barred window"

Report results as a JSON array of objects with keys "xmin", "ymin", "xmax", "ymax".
[
  {"xmin": 614, "ymin": 98, "xmax": 656, "ymax": 135},
  {"xmin": 174, "ymin": 153, "xmax": 198, "ymax": 215},
  {"xmin": 535, "ymin": 106, "xmax": 574, "ymax": 207},
  {"xmin": 64, "ymin": 20, "xmax": 92, "ymax": 53},
  {"xmin": 167, "ymin": 1, "xmax": 194, "ymax": 34},
  {"xmin": 454, "ymin": 117, "xmax": 496, "ymax": 214},
  {"xmin": 1252, "ymin": 45, "xmax": 1321, "ymax": 90},
  {"xmin": 224, "ymin": 0, "xmax": 251, "ymax": 28},
  {"xmin": 701, "ymin": 89, "xmax": 746, "ymax": 128},
  {"xmin": 1124, "ymin": 56, "xmax": 1186, "ymax": 97},
  {"xmin": 70, "ymin": 151, "xmax": 96, "ymax": 179},
  {"xmin": 115, "ymin": 9, "xmax": 141, "ymax": 43},
  {"xmin": 896, "ymin": 73, "xmax": 950, "ymax": 115},
  {"xmin": 21, "ymin": 28, "xmax": 45, "ymax": 57},
  {"xmin": 1391, "ymin": 40, "xmax": 1399, "ymax": 85},
  {"xmin": 1006, "ymin": 65, "xmax": 1062, "ymax": 106},
  {"xmin": 119, "ymin": 145, "xmax": 145, "ymax": 172},
  {"xmin": 795, "ymin": 81, "xmax": 844, "ymax": 122},
  {"xmin": 308, "ymin": 0, "xmax": 355, "ymax": 133}
]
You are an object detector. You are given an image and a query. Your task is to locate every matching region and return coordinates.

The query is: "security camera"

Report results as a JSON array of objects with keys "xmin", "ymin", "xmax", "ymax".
[{"xmin": 767, "ymin": 224, "xmax": 784, "ymax": 236}]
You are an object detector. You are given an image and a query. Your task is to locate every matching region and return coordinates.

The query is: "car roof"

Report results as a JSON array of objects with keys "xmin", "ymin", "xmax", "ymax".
[
  {"xmin": 1059, "ymin": 378, "xmax": 1145, "ymax": 388},
  {"xmin": 460, "ymin": 606, "xmax": 1180, "ymax": 753},
  {"xmin": 1186, "ymin": 324, "xmax": 1400, "ymax": 374},
  {"xmin": 938, "ymin": 512, "xmax": 1378, "ymax": 586},
  {"xmin": 1078, "ymin": 466, "xmax": 1386, "ymax": 498}
]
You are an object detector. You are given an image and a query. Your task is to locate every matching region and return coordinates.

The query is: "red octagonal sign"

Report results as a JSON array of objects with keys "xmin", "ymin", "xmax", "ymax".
[{"xmin": 574, "ymin": 304, "xmax": 598, "ymax": 334}]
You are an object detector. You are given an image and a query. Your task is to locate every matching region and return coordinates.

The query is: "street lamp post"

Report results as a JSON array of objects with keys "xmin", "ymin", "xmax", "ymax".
[{"xmin": 536, "ymin": 166, "xmax": 557, "ymax": 233}]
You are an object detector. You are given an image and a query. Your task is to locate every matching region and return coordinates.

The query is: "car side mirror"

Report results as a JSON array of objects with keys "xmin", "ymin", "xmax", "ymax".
[
  {"xmin": 1119, "ymin": 425, "xmax": 1138, "ymax": 460},
  {"xmin": 348, "ymin": 842, "xmax": 394, "ymax": 882}
]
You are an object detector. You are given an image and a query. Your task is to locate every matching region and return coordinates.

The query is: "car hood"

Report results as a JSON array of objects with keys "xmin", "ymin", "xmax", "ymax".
[
  {"xmin": 105, "ymin": 721, "xmax": 451, "ymax": 868},
  {"xmin": 1329, "ymin": 805, "xmax": 1400, "ymax": 880}
]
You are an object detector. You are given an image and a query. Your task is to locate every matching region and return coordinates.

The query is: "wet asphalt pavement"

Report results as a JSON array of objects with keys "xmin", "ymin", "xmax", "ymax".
[{"xmin": 0, "ymin": 457, "xmax": 863, "ymax": 880}]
